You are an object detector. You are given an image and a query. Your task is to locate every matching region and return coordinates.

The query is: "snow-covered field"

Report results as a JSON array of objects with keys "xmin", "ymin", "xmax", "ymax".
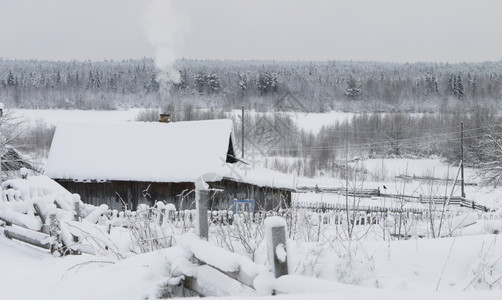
[
  {"xmin": 298, "ymin": 157, "xmax": 502, "ymax": 209},
  {"xmin": 228, "ymin": 109, "xmax": 356, "ymax": 133},
  {"xmin": 12, "ymin": 108, "xmax": 145, "ymax": 126},
  {"xmin": 12, "ymin": 108, "xmax": 355, "ymax": 133}
]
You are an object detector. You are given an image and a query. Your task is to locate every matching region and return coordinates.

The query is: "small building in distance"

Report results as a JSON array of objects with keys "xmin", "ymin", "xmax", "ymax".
[{"xmin": 44, "ymin": 118, "xmax": 295, "ymax": 211}]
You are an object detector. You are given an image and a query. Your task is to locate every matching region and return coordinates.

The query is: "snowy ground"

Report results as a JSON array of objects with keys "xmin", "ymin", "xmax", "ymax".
[
  {"xmin": 12, "ymin": 108, "xmax": 356, "ymax": 133},
  {"xmin": 1, "ymin": 230, "xmax": 502, "ymax": 299},
  {"xmin": 228, "ymin": 109, "xmax": 356, "ymax": 133},
  {"xmin": 3, "ymin": 108, "xmax": 502, "ymax": 299},
  {"xmin": 297, "ymin": 157, "xmax": 502, "ymax": 209},
  {"xmin": 12, "ymin": 108, "xmax": 145, "ymax": 126},
  {"xmin": 0, "ymin": 235, "xmax": 169, "ymax": 300}
]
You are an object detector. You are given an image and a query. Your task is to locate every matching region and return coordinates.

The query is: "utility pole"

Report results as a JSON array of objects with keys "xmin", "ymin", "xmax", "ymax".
[
  {"xmin": 344, "ymin": 141, "xmax": 351, "ymax": 238},
  {"xmin": 461, "ymin": 121, "xmax": 466, "ymax": 198},
  {"xmin": 241, "ymin": 106, "xmax": 245, "ymax": 159}
]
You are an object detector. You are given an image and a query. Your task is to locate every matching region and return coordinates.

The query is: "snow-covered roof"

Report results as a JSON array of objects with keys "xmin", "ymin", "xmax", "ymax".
[
  {"xmin": 221, "ymin": 164, "xmax": 296, "ymax": 190},
  {"xmin": 2, "ymin": 145, "xmax": 37, "ymax": 172},
  {"xmin": 45, "ymin": 120, "xmax": 236, "ymax": 183},
  {"xmin": 45, "ymin": 120, "xmax": 296, "ymax": 190}
]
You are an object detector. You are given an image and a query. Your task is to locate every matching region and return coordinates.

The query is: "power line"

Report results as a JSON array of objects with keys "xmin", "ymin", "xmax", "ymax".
[{"xmin": 263, "ymin": 130, "xmax": 495, "ymax": 153}]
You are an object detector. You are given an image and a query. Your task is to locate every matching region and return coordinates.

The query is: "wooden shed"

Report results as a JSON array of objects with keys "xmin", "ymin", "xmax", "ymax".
[{"xmin": 44, "ymin": 119, "xmax": 294, "ymax": 211}]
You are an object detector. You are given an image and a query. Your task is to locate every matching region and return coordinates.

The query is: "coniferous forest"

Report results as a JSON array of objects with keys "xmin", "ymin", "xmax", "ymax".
[{"xmin": 1, "ymin": 58, "xmax": 501, "ymax": 112}]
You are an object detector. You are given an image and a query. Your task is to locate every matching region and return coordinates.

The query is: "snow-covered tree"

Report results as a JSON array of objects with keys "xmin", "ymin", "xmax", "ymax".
[
  {"xmin": 453, "ymin": 75, "xmax": 464, "ymax": 99},
  {"xmin": 206, "ymin": 73, "xmax": 221, "ymax": 94},
  {"xmin": 424, "ymin": 74, "xmax": 439, "ymax": 97},
  {"xmin": 344, "ymin": 76, "xmax": 361, "ymax": 100},
  {"xmin": 258, "ymin": 71, "xmax": 278, "ymax": 95},
  {"xmin": 6, "ymin": 70, "xmax": 15, "ymax": 86}
]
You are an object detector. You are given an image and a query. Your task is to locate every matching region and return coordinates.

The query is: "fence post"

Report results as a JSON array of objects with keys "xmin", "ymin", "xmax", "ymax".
[
  {"xmin": 71, "ymin": 194, "xmax": 82, "ymax": 255},
  {"xmin": 72, "ymin": 194, "xmax": 81, "ymax": 222},
  {"xmin": 48, "ymin": 204, "xmax": 60, "ymax": 254},
  {"xmin": 156, "ymin": 201, "xmax": 166, "ymax": 226},
  {"xmin": 195, "ymin": 179, "xmax": 210, "ymax": 240},
  {"xmin": 33, "ymin": 203, "xmax": 47, "ymax": 231},
  {"xmin": 265, "ymin": 216, "xmax": 289, "ymax": 278}
]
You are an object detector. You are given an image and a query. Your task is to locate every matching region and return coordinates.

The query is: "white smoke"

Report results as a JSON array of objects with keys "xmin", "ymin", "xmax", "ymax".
[{"xmin": 142, "ymin": 0, "xmax": 189, "ymax": 92}]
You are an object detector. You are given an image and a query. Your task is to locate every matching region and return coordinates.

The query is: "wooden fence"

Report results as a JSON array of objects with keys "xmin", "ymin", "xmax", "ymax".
[{"xmin": 295, "ymin": 186, "xmax": 490, "ymax": 212}]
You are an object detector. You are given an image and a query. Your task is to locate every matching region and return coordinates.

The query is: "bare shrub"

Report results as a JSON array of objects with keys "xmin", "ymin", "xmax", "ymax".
[{"xmin": 135, "ymin": 108, "xmax": 160, "ymax": 122}]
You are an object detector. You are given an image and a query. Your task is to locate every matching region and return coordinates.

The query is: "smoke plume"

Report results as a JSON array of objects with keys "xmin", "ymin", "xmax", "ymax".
[{"xmin": 142, "ymin": 0, "xmax": 189, "ymax": 93}]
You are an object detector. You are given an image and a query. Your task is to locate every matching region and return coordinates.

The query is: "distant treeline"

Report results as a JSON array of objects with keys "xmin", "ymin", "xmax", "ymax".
[{"xmin": 0, "ymin": 58, "xmax": 501, "ymax": 112}]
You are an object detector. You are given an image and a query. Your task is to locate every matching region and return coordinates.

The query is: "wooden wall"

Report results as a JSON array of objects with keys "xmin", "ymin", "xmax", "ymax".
[
  {"xmin": 56, "ymin": 179, "xmax": 291, "ymax": 212},
  {"xmin": 210, "ymin": 179, "xmax": 291, "ymax": 211}
]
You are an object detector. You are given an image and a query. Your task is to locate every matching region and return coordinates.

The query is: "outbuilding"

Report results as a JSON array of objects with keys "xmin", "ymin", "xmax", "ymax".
[{"xmin": 44, "ymin": 118, "xmax": 295, "ymax": 212}]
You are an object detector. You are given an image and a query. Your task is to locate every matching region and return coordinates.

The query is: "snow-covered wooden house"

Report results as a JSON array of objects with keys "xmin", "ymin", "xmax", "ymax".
[{"xmin": 44, "ymin": 119, "xmax": 295, "ymax": 211}]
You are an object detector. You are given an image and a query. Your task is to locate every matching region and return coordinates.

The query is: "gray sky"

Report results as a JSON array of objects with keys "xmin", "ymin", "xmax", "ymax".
[{"xmin": 1, "ymin": 0, "xmax": 501, "ymax": 63}]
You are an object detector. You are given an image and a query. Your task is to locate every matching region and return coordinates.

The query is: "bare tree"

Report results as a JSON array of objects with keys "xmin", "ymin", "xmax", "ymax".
[{"xmin": 476, "ymin": 124, "xmax": 502, "ymax": 187}]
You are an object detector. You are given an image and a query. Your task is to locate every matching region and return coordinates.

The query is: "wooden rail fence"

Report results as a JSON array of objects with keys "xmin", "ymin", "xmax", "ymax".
[{"xmin": 296, "ymin": 186, "xmax": 490, "ymax": 212}]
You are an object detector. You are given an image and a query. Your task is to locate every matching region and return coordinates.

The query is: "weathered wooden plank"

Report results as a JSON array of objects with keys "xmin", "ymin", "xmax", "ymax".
[
  {"xmin": 33, "ymin": 203, "xmax": 46, "ymax": 224},
  {"xmin": 0, "ymin": 210, "xmax": 43, "ymax": 231},
  {"xmin": 185, "ymin": 237, "xmax": 263, "ymax": 289},
  {"xmin": 4, "ymin": 225, "xmax": 51, "ymax": 250},
  {"xmin": 183, "ymin": 265, "xmax": 255, "ymax": 297}
]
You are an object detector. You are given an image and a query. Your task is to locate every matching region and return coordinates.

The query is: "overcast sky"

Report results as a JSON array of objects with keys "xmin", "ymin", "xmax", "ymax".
[{"xmin": 1, "ymin": 0, "xmax": 501, "ymax": 63}]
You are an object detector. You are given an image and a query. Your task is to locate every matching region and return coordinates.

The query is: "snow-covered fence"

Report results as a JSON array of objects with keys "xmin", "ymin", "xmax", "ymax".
[
  {"xmin": 292, "ymin": 202, "xmax": 428, "ymax": 227},
  {"xmin": 2, "ymin": 174, "xmax": 495, "ymax": 259},
  {"xmin": 296, "ymin": 186, "xmax": 380, "ymax": 196},
  {"xmin": 296, "ymin": 186, "xmax": 490, "ymax": 212},
  {"xmin": 118, "ymin": 206, "xmax": 421, "ymax": 231},
  {"xmin": 293, "ymin": 200, "xmax": 487, "ymax": 222},
  {"xmin": 3, "ymin": 225, "xmax": 51, "ymax": 250},
  {"xmin": 295, "ymin": 201, "xmax": 427, "ymax": 214},
  {"xmin": 176, "ymin": 235, "xmax": 265, "ymax": 295},
  {"xmin": 164, "ymin": 189, "xmax": 290, "ymax": 296},
  {"xmin": 165, "ymin": 216, "xmax": 290, "ymax": 296},
  {"xmin": 0, "ymin": 176, "xmax": 124, "ymax": 256}
]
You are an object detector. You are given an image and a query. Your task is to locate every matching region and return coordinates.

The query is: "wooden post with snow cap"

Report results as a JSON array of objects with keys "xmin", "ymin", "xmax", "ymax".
[
  {"xmin": 20, "ymin": 167, "xmax": 28, "ymax": 179},
  {"xmin": 195, "ymin": 173, "xmax": 222, "ymax": 240},
  {"xmin": 71, "ymin": 194, "xmax": 81, "ymax": 254},
  {"xmin": 195, "ymin": 179, "xmax": 210, "ymax": 240},
  {"xmin": 72, "ymin": 194, "xmax": 81, "ymax": 222},
  {"xmin": 166, "ymin": 203, "xmax": 176, "ymax": 223},
  {"xmin": 156, "ymin": 201, "xmax": 166, "ymax": 226},
  {"xmin": 265, "ymin": 216, "xmax": 289, "ymax": 278},
  {"xmin": 47, "ymin": 204, "xmax": 60, "ymax": 254}
]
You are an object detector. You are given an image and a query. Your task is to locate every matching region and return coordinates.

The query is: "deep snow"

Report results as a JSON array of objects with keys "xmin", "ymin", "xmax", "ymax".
[{"xmin": 2, "ymin": 231, "xmax": 502, "ymax": 299}]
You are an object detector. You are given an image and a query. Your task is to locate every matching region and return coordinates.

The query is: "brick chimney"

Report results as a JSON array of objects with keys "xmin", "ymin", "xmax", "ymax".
[{"xmin": 159, "ymin": 113, "xmax": 171, "ymax": 123}]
